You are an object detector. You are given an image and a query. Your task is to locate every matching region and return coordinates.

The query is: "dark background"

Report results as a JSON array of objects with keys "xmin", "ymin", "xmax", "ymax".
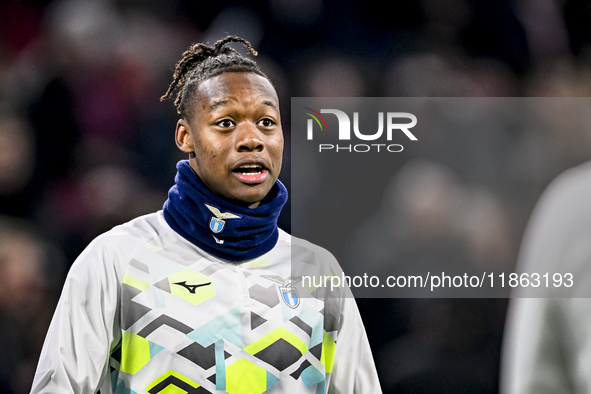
[
  {"xmin": 2, "ymin": 0, "xmax": 591, "ymax": 392},
  {"xmin": 291, "ymin": 97, "xmax": 591, "ymax": 299}
]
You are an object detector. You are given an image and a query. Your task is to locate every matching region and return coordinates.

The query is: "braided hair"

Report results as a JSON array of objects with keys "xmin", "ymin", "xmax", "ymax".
[{"xmin": 161, "ymin": 36, "xmax": 270, "ymax": 119}]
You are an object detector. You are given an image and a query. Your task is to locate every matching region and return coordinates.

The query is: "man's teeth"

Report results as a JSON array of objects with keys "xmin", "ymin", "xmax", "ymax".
[{"xmin": 236, "ymin": 165, "xmax": 263, "ymax": 174}]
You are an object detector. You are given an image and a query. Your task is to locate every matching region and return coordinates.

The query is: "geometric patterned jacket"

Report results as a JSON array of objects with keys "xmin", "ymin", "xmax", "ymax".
[{"xmin": 30, "ymin": 212, "xmax": 381, "ymax": 394}]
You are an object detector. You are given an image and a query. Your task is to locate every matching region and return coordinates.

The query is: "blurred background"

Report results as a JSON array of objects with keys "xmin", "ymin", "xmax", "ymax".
[{"xmin": 2, "ymin": 0, "xmax": 591, "ymax": 392}]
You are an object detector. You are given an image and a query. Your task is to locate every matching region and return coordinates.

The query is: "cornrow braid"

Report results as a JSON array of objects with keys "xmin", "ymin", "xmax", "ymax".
[{"xmin": 161, "ymin": 36, "xmax": 269, "ymax": 119}]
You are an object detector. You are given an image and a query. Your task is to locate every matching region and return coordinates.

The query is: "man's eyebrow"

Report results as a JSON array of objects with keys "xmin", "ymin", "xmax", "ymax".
[
  {"xmin": 209, "ymin": 100, "xmax": 230, "ymax": 110},
  {"xmin": 261, "ymin": 100, "xmax": 278, "ymax": 110},
  {"xmin": 208, "ymin": 99, "xmax": 278, "ymax": 111}
]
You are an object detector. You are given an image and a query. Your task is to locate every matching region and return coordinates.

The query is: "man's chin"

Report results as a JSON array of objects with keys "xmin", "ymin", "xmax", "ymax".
[{"xmin": 224, "ymin": 187, "xmax": 272, "ymax": 209}]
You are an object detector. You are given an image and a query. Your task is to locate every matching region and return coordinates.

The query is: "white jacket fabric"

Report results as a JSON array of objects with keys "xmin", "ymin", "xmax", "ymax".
[
  {"xmin": 31, "ymin": 211, "xmax": 381, "ymax": 394},
  {"xmin": 502, "ymin": 161, "xmax": 591, "ymax": 394}
]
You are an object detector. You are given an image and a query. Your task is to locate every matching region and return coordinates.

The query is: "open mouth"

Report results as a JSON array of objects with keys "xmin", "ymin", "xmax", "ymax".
[
  {"xmin": 233, "ymin": 164, "xmax": 264, "ymax": 175},
  {"xmin": 232, "ymin": 164, "xmax": 269, "ymax": 184}
]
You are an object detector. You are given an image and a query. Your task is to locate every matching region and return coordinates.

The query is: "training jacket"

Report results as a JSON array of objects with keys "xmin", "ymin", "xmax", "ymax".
[{"xmin": 31, "ymin": 211, "xmax": 381, "ymax": 394}]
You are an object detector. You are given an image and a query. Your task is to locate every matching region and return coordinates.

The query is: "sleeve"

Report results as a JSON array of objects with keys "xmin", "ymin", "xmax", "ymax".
[
  {"xmin": 501, "ymin": 298, "xmax": 574, "ymax": 394},
  {"xmin": 501, "ymin": 163, "xmax": 591, "ymax": 394},
  {"xmin": 316, "ymin": 249, "xmax": 382, "ymax": 394},
  {"xmin": 329, "ymin": 295, "xmax": 382, "ymax": 394},
  {"xmin": 30, "ymin": 236, "xmax": 123, "ymax": 394},
  {"xmin": 292, "ymin": 236, "xmax": 383, "ymax": 393}
]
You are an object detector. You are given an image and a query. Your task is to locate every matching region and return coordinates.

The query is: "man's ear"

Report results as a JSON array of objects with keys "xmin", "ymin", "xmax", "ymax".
[{"xmin": 175, "ymin": 119, "xmax": 195, "ymax": 156}]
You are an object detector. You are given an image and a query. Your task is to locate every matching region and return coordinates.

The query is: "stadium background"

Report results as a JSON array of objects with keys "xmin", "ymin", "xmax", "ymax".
[{"xmin": 2, "ymin": 0, "xmax": 591, "ymax": 392}]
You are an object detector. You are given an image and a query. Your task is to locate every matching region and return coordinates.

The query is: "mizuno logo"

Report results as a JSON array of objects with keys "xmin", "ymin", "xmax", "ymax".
[{"xmin": 173, "ymin": 281, "xmax": 212, "ymax": 294}]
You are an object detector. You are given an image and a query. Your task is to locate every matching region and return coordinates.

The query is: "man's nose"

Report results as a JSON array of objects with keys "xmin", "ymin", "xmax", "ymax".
[{"xmin": 236, "ymin": 122, "xmax": 264, "ymax": 152}]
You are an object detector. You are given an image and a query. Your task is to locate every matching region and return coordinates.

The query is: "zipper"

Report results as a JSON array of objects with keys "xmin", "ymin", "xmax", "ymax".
[{"xmin": 234, "ymin": 265, "xmax": 253, "ymax": 307}]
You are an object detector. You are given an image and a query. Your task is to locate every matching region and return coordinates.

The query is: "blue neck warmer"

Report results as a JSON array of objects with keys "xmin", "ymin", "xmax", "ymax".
[{"xmin": 163, "ymin": 160, "xmax": 288, "ymax": 262}]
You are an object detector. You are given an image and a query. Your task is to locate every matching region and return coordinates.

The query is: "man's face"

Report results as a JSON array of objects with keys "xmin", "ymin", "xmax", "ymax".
[{"xmin": 177, "ymin": 72, "xmax": 283, "ymax": 208}]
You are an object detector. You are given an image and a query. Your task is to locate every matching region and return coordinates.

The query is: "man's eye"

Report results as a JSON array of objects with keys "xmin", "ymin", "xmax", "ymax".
[
  {"xmin": 259, "ymin": 119, "xmax": 275, "ymax": 127},
  {"xmin": 218, "ymin": 119, "xmax": 234, "ymax": 128}
]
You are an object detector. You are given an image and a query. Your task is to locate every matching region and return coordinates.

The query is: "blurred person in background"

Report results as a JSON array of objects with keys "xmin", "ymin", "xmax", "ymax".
[
  {"xmin": 501, "ymin": 160, "xmax": 591, "ymax": 393},
  {"xmin": 0, "ymin": 113, "xmax": 36, "ymax": 218},
  {"xmin": 346, "ymin": 159, "xmax": 509, "ymax": 393},
  {"xmin": 0, "ymin": 216, "xmax": 64, "ymax": 394}
]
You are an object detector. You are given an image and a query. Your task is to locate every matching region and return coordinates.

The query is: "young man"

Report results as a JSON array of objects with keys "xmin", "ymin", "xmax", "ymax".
[{"xmin": 31, "ymin": 37, "xmax": 381, "ymax": 394}]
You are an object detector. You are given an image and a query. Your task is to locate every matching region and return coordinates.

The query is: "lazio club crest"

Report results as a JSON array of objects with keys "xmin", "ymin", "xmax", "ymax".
[
  {"xmin": 262, "ymin": 275, "xmax": 302, "ymax": 309},
  {"xmin": 205, "ymin": 203, "xmax": 241, "ymax": 234},
  {"xmin": 210, "ymin": 217, "xmax": 225, "ymax": 233},
  {"xmin": 280, "ymin": 286, "xmax": 300, "ymax": 309}
]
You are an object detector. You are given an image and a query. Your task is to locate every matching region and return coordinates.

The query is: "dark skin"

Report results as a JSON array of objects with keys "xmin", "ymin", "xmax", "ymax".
[{"xmin": 175, "ymin": 72, "xmax": 284, "ymax": 208}]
